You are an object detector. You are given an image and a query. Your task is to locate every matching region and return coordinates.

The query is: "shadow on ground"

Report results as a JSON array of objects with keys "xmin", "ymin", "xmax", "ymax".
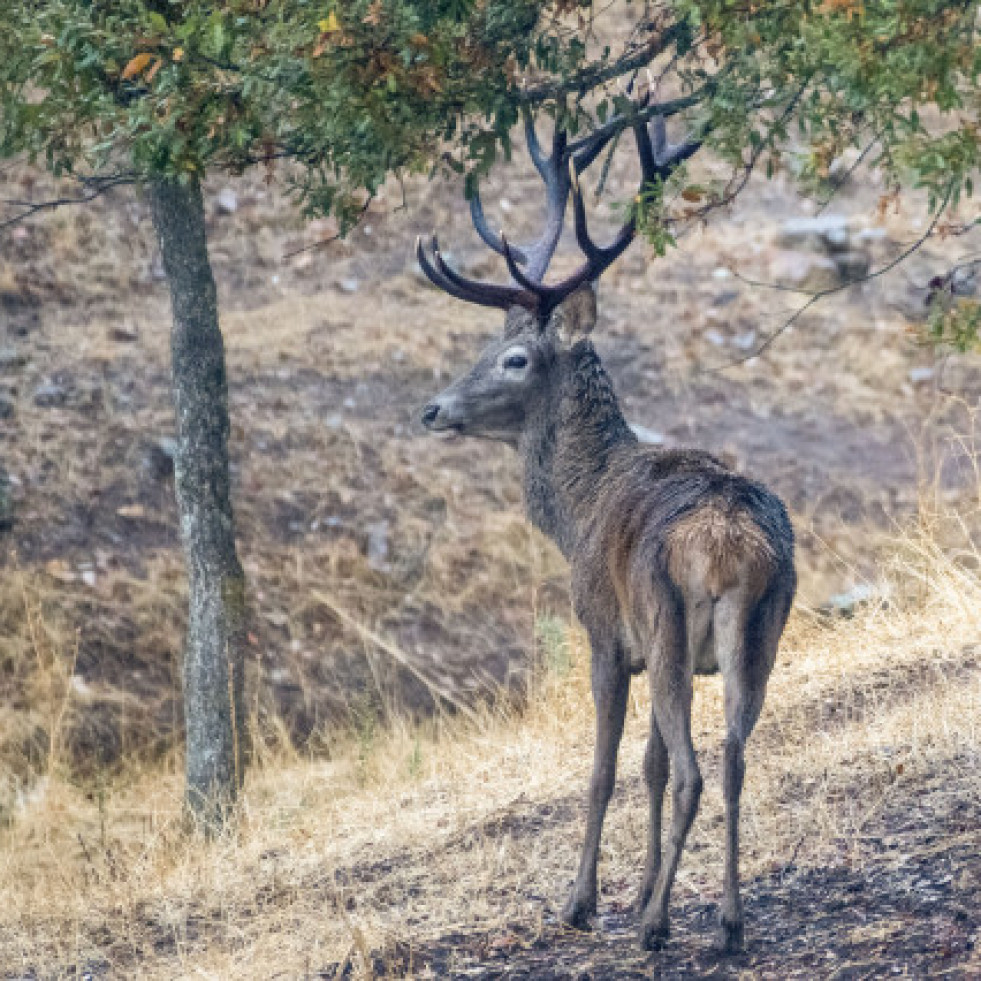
[{"xmin": 324, "ymin": 770, "xmax": 978, "ymax": 980}]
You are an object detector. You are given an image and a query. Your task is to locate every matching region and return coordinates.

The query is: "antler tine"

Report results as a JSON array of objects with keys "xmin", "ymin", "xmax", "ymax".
[
  {"xmin": 650, "ymin": 114, "xmax": 668, "ymax": 161},
  {"xmin": 416, "ymin": 234, "xmax": 537, "ymax": 313},
  {"xmin": 523, "ymin": 107, "xmax": 551, "ymax": 181},
  {"xmin": 501, "ymin": 231, "xmax": 545, "ymax": 294},
  {"xmin": 469, "ymin": 192, "xmax": 528, "ymax": 264},
  {"xmin": 465, "ymin": 110, "xmax": 568, "ymax": 281}
]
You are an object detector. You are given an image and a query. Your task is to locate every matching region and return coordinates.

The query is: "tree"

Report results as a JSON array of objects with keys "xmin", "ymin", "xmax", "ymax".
[
  {"xmin": 1, "ymin": 0, "xmax": 977, "ymax": 825},
  {"xmin": 0, "ymin": 0, "xmax": 560, "ymax": 830}
]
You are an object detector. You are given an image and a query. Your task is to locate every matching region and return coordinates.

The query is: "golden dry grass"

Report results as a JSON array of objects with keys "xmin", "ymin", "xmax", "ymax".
[{"xmin": 0, "ymin": 514, "xmax": 977, "ymax": 978}]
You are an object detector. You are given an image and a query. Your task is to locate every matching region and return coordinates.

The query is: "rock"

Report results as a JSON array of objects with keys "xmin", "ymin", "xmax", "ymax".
[
  {"xmin": 776, "ymin": 215, "xmax": 853, "ymax": 253},
  {"xmin": 0, "ymin": 396, "xmax": 13, "ymax": 420},
  {"xmin": 215, "ymin": 188, "xmax": 238, "ymax": 215},
  {"xmin": 704, "ymin": 329, "xmax": 725, "ymax": 347},
  {"xmin": 339, "ymin": 277, "xmax": 360, "ymax": 294},
  {"xmin": 833, "ymin": 250, "xmax": 872, "ymax": 283},
  {"xmin": 0, "ymin": 290, "xmax": 41, "ymax": 336},
  {"xmin": 773, "ymin": 216, "xmax": 879, "ymax": 288},
  {"xmin": 733, "ymin": 330, "xmax": 758, "ymax": 351},
  {"xmin": 366, "ymin": 520, "xmax": 390, "ymax": 571},
  {"xmin": 142, "ymin": 436, "xmax": 177, "ymax": 481},
  {"xmin": 769, "ymin": 251, "xmax": 841, "ymax": 292},
  {"xmin": 630, "ymin": 423, "xmax": 666, "ymax": 445},
  {"xmin": 712, "ymin": 290, "xmax": 739, "ymax": 308},
  {"xmin": 909, "ymin": 366, "xmax": 934, "ymax": 385},
  {"xmin": 0, "ymin": 467, "xmax": 11, "ymax": 530},
  {"xmin": 33, "ymin": 382, "xmax": 69, "ymax": 408},
  {"xmin": 0, "ymin": 348, "xmax": 27, "ymax": 371},
  {"xmin": 821, "ymin": 583, "xmax": 884, "ymax": 617},
  {"xmin": 110, "ymin": 324, "xmax": 139, "ymax": 343}
]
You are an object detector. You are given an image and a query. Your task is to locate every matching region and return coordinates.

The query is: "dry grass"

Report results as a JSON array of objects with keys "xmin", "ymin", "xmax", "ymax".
[{"xmin": 0, "ymin": 515, "xmax": 977, "ymax": 978}]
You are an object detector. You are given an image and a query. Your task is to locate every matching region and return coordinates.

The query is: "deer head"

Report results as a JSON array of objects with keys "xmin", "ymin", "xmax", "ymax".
[{"xmin": 418, "ymin": 101, "xmax": 697, "ymax": 444}]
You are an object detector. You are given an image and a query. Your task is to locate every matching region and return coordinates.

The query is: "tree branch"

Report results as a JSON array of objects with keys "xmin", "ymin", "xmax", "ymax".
[
  {"xmin": 518, "ymin": 24, "xmax": 686, "ymax": 105},
  {"xmin": 0, "ymin": 173, "xmax": 135, "ymax": 232}
]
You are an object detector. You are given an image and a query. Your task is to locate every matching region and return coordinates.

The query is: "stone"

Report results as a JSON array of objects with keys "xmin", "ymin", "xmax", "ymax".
[
  {"xmin": 143, "ymin": 436, "xmax": 177, "ymax": 481},
  {"xmin": 776, "ymin": 215, "xmax": 853, "ymax": 253},
  {"xmin": 770, "ymin": 251, "xmax": 841, "ymax": 292},
  {"xmin": 0, "ymin": 348, "xmax": 27, "ymax": 370},
  {"xmin": 366, "ymin": 520, "xmax": 390, "ymax": 571},
  {"xmin": 0, "ymin": 466, "xmax": 11, "ymax": 530},
  {"xmin": 833, "ymin": 250, "xmax": 872, "ymax": 283},
  {"xmin": 215, "ymin": 188, "xmax": 238, "ymax": 215},
  {"xmin": 110, "ymin": 324, "xmax": 139, "ymax": 343},
  {"xmin": 822, "ymin": 583, "xmax": 884, "ymax": 617},
  {"xmin": 339, "ymin": 277, "xmax": 360, "ymax": 294},
  {"xmin": 33, "ymin": 382, "xmax": 69, "ymax": 407},
  {"xmin": 0, "ymin": 396, "xmax": 13, "ymax": 420}
]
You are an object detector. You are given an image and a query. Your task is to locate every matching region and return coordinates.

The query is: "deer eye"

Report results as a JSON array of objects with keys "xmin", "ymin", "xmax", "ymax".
[{"xmin": 502, "ymin": 352, "xmax": 528, "ymax": 370}]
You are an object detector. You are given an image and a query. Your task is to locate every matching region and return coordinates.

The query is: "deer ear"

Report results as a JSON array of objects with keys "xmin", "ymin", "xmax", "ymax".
[{"xmin": 552, "ymin": 285, "xmax": 597, "ymax": 347}]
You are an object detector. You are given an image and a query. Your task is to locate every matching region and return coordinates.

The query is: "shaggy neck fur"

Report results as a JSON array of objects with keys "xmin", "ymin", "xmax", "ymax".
[{"xmin": 521, "ymin": 341, "xmax": 636, "ymax": 556}]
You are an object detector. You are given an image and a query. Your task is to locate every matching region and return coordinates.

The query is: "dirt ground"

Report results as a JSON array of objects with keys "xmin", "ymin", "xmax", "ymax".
[{"xmin": 326, "ymin": 769, "xmax": 978, "ymax": 979}]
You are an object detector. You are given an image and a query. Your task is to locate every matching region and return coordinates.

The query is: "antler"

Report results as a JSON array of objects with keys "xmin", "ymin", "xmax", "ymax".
[
  {"xmin": 507, "ymin": 114, "xmax": 702, "ymax": 309},
  {"xmin": 417, "ymin": 95, "xmax": 702, "ymax": 318},
  {"xmin": 468, "ymin": 110, "xmax": 570, "ymax": 282}
]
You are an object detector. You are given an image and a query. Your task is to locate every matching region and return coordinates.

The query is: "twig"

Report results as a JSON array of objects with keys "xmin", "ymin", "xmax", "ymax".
[
  {"xmin": 706, "ymin": 191, "xmax": 953, "ymax": 372},
  {"xmin": 281, "ymin": 198, "xmax": 372, "ymax": 261},
  {"xmin": 519, "ymin": 25, "xmax": 686, "ymax": 105}
]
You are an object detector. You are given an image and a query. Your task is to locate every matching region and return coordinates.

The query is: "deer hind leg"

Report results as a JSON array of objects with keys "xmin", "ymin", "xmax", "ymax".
[
  {"xmin": 637, "ymin": 587, "xmax": 711, "ymax": 912},
  {"xmin": 714, "ymin": 585, "xmax": 786, "ymax": 954},
  {"xmin": 636, "ymin": 715, "xmax": 668, "ymax": 912},
  {"xmin": 561, "ymin": 640, "xmax": 630, "ymax": 929},
  {"xmin": 638, "ymin": 600, "xmax": 702, "ymax": 951}
]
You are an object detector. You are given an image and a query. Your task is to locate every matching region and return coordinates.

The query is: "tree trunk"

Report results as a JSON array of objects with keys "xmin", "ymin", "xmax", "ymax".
[{"xmin": 149, "ymin": 175, "xmax": 247, "ymax": 831}]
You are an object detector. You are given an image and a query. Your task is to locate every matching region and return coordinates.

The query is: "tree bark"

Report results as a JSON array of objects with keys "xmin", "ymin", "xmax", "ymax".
[{"xmin": 149, "ymin": 175, "xmax": 247, "ymax": 831}]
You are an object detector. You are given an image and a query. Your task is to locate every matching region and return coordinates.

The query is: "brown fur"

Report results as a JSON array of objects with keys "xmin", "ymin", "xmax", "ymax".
[{"xmin": 665, "ymin": 503, "xmax": 776, "ymax": 600}]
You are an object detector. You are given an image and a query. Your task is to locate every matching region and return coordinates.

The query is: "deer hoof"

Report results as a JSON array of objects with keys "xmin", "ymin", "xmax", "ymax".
[
  {"xmin": 560, "ymin": 893, "xmax": 595, "ymax": 931},
  {"xmin": 718, "ymin": 914, "xmax": 744, "ymax": 954},
  {"xmin": 639, "ymin": 919, "xmax": 670, "ymax": 951}
]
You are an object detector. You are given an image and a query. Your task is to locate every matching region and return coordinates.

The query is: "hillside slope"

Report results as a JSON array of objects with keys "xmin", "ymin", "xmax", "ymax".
[{"xmin": 0, "ymin": 530, "xmax": 978, "ymax": 978}]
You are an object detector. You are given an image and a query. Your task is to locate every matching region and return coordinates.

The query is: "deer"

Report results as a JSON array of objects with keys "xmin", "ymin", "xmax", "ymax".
[{"xmin": 416, "ymin": 102, "xmax": 796, "ymax": 954}]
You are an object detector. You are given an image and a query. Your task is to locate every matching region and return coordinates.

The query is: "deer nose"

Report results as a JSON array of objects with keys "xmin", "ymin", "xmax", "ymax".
[{"xmin": 421, "ymin": 403, "xmax": 441, "ymax": 428}]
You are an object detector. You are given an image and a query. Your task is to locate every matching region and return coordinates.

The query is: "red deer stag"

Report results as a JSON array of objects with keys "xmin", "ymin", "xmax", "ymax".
[{"xmin": 417, "ymin": 106, "xmax": 796, "ymax": 953}]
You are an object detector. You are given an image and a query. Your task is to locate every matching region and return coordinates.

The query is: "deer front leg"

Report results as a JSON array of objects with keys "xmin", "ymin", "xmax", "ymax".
[{"xmin": 561, "ymin": 650, "xmax": 629, "ymax": 929}]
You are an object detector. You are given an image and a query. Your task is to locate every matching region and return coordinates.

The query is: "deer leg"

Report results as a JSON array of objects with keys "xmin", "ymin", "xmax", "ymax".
[
  {"xmin": 715, "ymin": 588, "xmax": 783, "ymax": 954},
  {"xmin": 636, "ymin": 717, "xmax": 668, "ymax": 912},
  {"xmin": 561, "ymin": 648, "xmax": 629, "ymax": 929},
  {"xmin": 639, "ymin": 608, "xmax": 701, "ymax": 951}
]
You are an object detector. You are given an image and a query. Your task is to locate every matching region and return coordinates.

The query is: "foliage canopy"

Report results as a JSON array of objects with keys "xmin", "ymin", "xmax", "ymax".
[{"xmin": 1, "ymin": 1, "xmax": 979, "ymax": 332}]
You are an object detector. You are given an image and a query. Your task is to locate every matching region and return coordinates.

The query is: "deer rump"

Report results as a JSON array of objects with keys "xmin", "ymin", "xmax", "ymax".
[{"xmin": 582, "ymin": 448, "xmax": 793, "ymax": 677}]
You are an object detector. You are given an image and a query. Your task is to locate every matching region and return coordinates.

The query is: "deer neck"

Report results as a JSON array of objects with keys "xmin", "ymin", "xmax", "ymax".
[{"xmin": 521, "ymin": 341, "xmax": 636, "ymax": 557}]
